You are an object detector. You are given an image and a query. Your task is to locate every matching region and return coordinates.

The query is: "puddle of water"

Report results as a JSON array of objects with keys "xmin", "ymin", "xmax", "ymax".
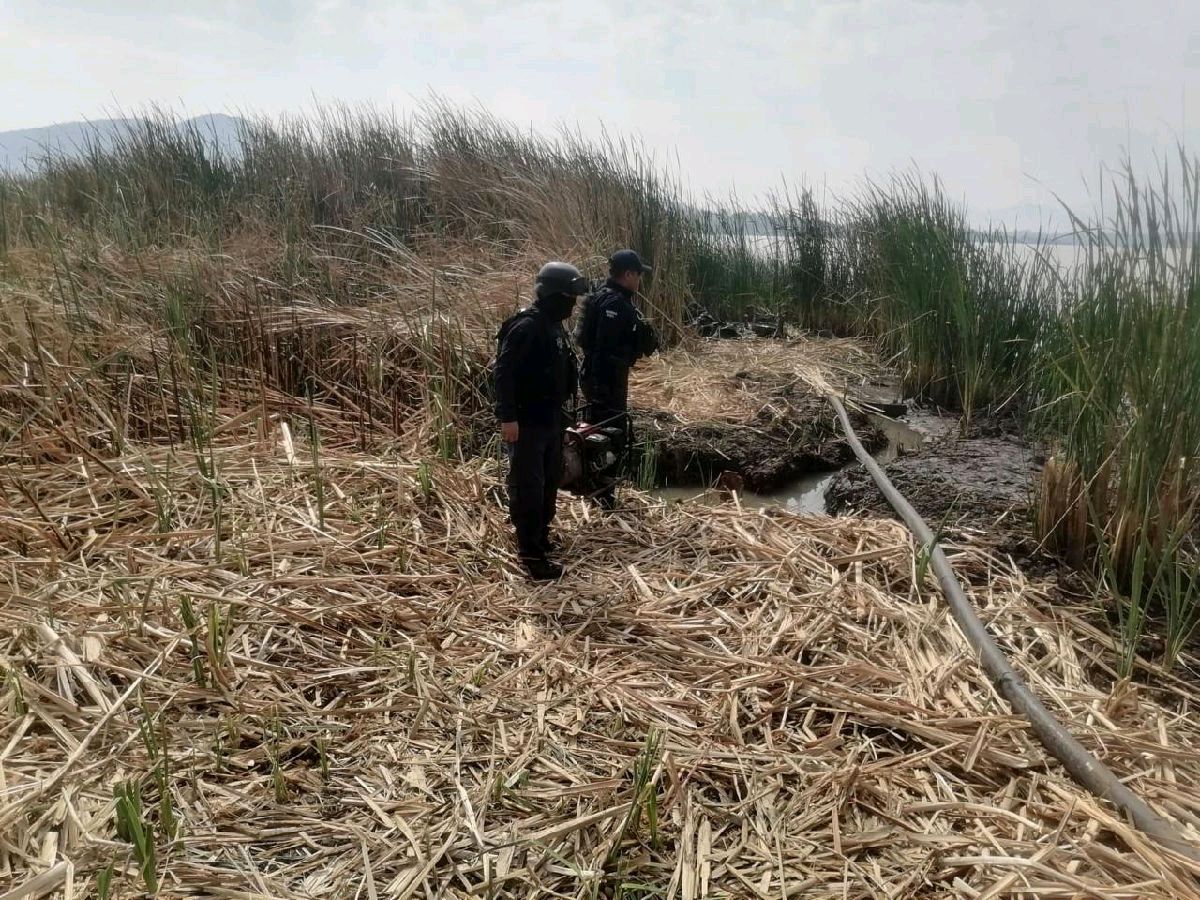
[
  {"xmin": 653, "ymin": 469, "xmax": 836, "ymax": 514},
  {"xmin": 872, "ymin": 412, "xmax": 926, "ymax": 463},
  {"xmin": 651, "ymin": 412, "xmax": 927, "ymax": 514}
]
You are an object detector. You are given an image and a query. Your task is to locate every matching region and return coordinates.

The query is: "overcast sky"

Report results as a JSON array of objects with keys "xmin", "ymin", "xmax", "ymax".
[{"xmin": 2, "ymin": 0, "xmax": 1197, "ymax": 224}]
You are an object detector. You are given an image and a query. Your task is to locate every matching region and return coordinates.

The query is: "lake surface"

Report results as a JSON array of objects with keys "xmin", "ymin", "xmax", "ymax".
[{"xmin": 739, "ymin": 232, "xmax": 1086, "ymax": 272}]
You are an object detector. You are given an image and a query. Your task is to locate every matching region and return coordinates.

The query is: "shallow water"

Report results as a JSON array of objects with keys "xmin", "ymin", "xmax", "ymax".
[
  {"xmin": 651, "ymin": 412, "xmax": 926, "ymax": 514},
  {"xmin": 652, "ymin": 469, "xmax": 837, "ymax": 514},
  {"xmin": 872, "ymin": 413, "xmax": 927, "ymax": 462}
]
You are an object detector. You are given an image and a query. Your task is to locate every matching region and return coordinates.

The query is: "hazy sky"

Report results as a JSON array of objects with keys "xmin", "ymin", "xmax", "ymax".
[{"xmin": 2, "ymin": 0, "xmax": 1197, "ymax": 224}]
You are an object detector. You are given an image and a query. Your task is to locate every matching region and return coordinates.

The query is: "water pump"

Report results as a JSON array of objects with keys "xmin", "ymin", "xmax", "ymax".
[{"xmin": 560, "ymin": 418, "xmax": 628, "ymax": 497}]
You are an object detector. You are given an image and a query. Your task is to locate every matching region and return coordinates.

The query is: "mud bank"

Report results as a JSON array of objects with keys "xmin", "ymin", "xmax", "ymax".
[
  {"xmin": 635, "ymin": 378, "xmax": 886, "ymax": 492},
  {"xmin": 828, "ymin": 424, "xmax": 1044, "ymax": 535}
]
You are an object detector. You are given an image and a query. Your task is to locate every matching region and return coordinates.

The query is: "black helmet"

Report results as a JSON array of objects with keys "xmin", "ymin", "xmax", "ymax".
[{"xmin": 535, "ymin": 261, "xmax": 588, "ymax": 300}]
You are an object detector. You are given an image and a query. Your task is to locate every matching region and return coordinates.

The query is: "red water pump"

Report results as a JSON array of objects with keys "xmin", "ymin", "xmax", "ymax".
[{"xmin": 560, "ymin": 417, "xmax": 628, "ymax": 497}]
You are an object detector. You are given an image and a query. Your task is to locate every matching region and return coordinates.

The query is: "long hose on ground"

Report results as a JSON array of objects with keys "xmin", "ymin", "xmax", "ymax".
[{"xmin": 827, "ymin": 394, "xmax": 1200, "ymax": 863}]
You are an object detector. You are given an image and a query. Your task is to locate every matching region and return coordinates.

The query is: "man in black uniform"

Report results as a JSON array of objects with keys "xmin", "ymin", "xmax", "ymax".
[
  {"xmin": 493, "ymin": 262, "xmax": 586, "ymax": 580},
  {"xmin": 575, "ymin": 249, "xmax": 658, "ymax": 507}
]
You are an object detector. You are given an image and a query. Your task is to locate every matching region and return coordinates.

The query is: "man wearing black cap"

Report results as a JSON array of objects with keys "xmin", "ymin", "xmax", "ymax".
[
  {"xmin": 494, "ymin": 261, "xmax": 586, "ymax": 580},
  {"xmin": 574, "ymin": 249, "xmax": 659, "ymax": 507}
]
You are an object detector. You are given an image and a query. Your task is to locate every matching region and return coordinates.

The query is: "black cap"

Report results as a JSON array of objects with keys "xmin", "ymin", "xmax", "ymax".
[{"xmin": 609, "ymin": 249, "xmax": 652, "ymax": 275}]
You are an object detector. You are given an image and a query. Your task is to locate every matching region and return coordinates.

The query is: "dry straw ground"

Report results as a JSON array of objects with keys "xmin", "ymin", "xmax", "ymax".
[
  {"xmin": 3, "ymin": 341, "xmax": 1200, "ymax": 898},
  {"xmin": 630, "ymin": 338, "xmax": 881, "ymax": 425}
]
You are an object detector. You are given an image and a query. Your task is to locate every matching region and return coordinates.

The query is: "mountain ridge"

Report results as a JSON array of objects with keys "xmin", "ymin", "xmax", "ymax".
[{"xmin": 0, "ymin": 113, "xmax": 246, "ymax": 173}]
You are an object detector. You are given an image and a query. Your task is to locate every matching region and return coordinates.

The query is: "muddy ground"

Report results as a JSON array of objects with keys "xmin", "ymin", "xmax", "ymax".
[
  {"xmin": 829, "ymin": 428, "xmax": 1041, "ymax": 524},
  {"xmin": 828, "ymin": 420, "xmax": 1047, "ymax": 554},
  {"xmin": 634, "ymin": 370, "xmax": 886, "ymax": 492}
]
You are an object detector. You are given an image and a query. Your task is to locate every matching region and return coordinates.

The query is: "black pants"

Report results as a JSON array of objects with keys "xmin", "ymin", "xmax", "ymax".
[
  {"xmin": 581, "ymin": 371, "xmax": 629, "ymax": 432},
  {"xmin": 581, "ymin": 373, "xmax": 630, "ymax": 505},
  {"xmin": 506, "ymin": 420, "xmax": 563, "ymax": 559}
]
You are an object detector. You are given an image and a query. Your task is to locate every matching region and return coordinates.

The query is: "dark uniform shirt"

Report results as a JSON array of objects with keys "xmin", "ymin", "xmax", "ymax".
[
  {"xmin": 576, "ymin": 279, "xmax": 657, "ymax": 405},
  {"xmin": 493, "ymin": 301, "xmax": 578, "ymax": 425}
]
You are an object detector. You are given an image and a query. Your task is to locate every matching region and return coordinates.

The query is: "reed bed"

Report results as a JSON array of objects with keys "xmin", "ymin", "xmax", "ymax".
[
  {"xmin": 3, "ymin": 106, "xmax": 1200, "ymax": 897},
  {"xmin": 1032, "ymin": 153, "xmax": 1200, "ymax": 672},
  {"xmin": 844, "ymin": 174, "xmax": 1057, "ymax": 423},
  {"xmin": 2, "ymin": 419, "xmax": 1200, "ymax": 897}
]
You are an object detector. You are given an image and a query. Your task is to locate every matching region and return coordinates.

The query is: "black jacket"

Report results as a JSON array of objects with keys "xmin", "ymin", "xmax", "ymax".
[
  {"xmin": 576, "ymin": 279, "xmax": 657, "ymax": 388},
  {"xmin": 493, "ymin": 301, "xmax": 578, "ymax": 425}
]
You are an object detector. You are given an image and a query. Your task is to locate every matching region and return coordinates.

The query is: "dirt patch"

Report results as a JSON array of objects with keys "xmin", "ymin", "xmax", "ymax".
[
  {"xmin": 828, "ymin": 426, "xmax": 1045, "ymax": 541},
  {"xmin": 635, "ymin": 376, "xmax": 886, "ymax": 492}
]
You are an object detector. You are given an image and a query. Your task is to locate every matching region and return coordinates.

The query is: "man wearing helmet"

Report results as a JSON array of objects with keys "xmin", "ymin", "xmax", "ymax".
[
  {"xmin": 493, "ymin": 261, "xmax": 587, "ymax": 580},
  {"xmin": 574, "ymin": 249, "xmax": 659, "ymax": 508}
]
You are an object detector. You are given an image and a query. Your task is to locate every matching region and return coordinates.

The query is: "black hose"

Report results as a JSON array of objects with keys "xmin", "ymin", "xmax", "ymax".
[{"xmin": 827, "ymin": 395, "xmax": 1200, "ymax": 863}]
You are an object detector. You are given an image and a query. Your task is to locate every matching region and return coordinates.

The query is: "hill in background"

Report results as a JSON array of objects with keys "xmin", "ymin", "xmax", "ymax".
[{"xmin": 0, "ymin": 113, "xmax": 246, "ymax": 173}]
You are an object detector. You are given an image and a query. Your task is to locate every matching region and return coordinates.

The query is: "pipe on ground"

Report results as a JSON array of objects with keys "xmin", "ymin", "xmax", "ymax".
[{"xmin": 827, "ymin": 394, "xmax": 1200, "ymax": 863}]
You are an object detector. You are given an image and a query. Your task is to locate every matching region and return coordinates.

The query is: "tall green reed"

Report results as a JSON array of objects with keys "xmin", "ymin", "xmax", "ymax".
[
  {"xmin": 850, "ymin": 173, "xmax": 1054, "ymax": 426},
  {"xmin": 1036, "ymin": 150, "xmax": 1200, "ymax": 670}
]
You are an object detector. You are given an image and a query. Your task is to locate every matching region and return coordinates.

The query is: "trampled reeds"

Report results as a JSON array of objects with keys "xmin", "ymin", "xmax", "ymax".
[{"xmin": 3, "ymin": 433, "xmax": 1200, "ymax": 896}]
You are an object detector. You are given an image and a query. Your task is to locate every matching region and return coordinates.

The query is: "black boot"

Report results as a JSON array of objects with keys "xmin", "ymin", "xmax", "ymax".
[{"xmin": 523, "ymin": 556, "xmax": 564, "ymax": 581}]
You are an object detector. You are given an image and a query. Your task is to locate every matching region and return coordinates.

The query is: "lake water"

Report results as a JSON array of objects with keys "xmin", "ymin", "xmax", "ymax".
[
  {"xmin": 738, "ymin": 232, "xmax": 1086, "ymax": 273},
  {"xmin": 1010, "ymin": 242, "xmax": 1085, "ymax": 270}
]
